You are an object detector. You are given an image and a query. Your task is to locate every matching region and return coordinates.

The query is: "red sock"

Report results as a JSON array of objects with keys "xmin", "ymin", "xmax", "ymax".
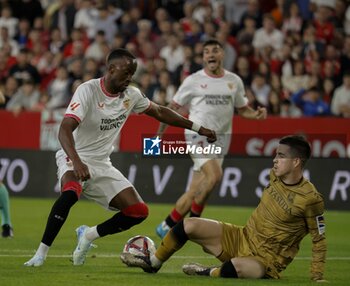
[
  {"xmin": 170, "ymin": 208, "xmax": 183, "ymax": 222},
  {"xmin": 190, "ymin": 201, "xmax": 204, "ymax": 217}
]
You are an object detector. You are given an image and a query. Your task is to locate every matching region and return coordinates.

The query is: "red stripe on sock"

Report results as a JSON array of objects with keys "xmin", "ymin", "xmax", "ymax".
[
  {"xmin": 170, "ymin": 208, "xmax": 183, "ymax": 222},
  {"xmin": 62, "ymin": 181, "xmax": 82, "ymax": 198},
  {"xmin": 191, "ymin": 201, "xmax": 204, "ymax": 215}
]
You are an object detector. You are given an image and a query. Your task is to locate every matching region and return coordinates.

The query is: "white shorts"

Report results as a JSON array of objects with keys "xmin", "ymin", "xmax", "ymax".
[
  {"xmin": 56, "ymin": 150, "xmax": 133, "ymax": 211},
  {"xmin": 184, "ymin": 130, "xmax": 229, "ymax": 171}
]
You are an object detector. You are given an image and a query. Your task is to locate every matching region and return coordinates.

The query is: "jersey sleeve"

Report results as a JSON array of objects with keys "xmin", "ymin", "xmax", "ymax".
[
  {"xmin": 131, "ymin": 88, "xmax": 151, "ymax": 114},
  {"xmin": 305, "ymin": 191, "xmax": 327, "ymax": 281},
  {"xmin": 234, "ymin": 76, "xmax": 248, "ymax": 108},
  {"xmin": 65, "ymin": 83, "xmax": 91, "ymax": 123},
  {"xmin": 172, "ymin": 75, "xmax": 193, "ymax": 106}
]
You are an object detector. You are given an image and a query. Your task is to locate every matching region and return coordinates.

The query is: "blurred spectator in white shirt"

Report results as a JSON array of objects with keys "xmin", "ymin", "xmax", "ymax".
[
  {"xmin": 46, "ymin": 65, "xmax": 70, "ymax": 110},
  {"xmin": 253, "ymin": 13, "xmax": 284, "ymax": 52},
  {"xmin": 85, "ymin": 30, "xmax": 109, "ymax": 63},
  {"xmin": 0, "ymin": 6, "xmax": 18, "ymax": 39},
  {"xmin": 331, "ymin": 72, "xmax": 350, "ymax": 117},
  {"xmin": 159, "ymin": 34, "xmax": 185, "ymax": 74},
  {"xmin": 74, "ymin": 0, "xmax": 98, "ymax": 40},
  {"xmin": 282, "ymin": 2, "xmax": 303, "ymax": 35},
  {"xmin": 94, "ymin": 4, "xmax": 123, "ymax": 45},
  {"xmin": 282, "ymin": 59, "xmax": 311, "ymax": 94},
  {"xmin": 251, "ymin": 72, "xmax": 271, "ymax": 106},
  {"xmin": 6, "ymin": 78, "xmax": 40, "ymax": 113},
  {"xmin": 0, "ymin": 26, "xmax": 19, "ymax": 56}
]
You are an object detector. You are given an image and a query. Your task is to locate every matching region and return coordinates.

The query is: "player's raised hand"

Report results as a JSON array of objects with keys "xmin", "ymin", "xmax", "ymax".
[{"xmin": 198, "ymin": 127, "xmax": 217, "ymax": 143}]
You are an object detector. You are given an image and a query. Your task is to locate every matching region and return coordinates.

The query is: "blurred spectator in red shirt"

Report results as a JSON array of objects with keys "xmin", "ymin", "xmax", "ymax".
[
  {"xmin": 270, "ymin": 0, "xmax": 285, "ymax": 28},
  {"xmin": 313, "ymin": 4, "xmax": 335, "ymax": 44}
]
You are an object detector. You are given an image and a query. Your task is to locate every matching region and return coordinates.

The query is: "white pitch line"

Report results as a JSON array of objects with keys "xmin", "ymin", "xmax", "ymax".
[{"xmin": 0, "ymin": 253, "xmax": 349, "ymax": 260}]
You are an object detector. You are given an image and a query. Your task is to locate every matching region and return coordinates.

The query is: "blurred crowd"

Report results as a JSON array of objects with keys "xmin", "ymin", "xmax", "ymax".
[{"xmin": 0, "ymin": 0, "xmax": 350, "ymax": 118}]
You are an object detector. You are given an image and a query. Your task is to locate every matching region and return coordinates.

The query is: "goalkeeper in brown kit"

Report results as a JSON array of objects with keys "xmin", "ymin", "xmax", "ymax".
[{"xmin": 121, "ymin": 135, "xmax": 327, "ymax": 282}]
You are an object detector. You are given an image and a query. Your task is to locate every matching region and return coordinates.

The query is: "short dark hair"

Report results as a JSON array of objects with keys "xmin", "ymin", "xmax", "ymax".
[
  {"xmin": 106, "ymin": 49, "xmax": 136, "ymax": 64},
  {"xmin": 279, "ymin": 135, "xmax": 311, "ymax": 167},
  {"xmin": 203, "ymin": 39, "xmax": 223, "ymax": 49}
]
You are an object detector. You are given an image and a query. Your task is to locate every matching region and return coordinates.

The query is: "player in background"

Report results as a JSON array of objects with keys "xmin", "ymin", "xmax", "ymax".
[
  {"xmin": 0, "ymin": 93, "xmax": 14, "ymax": 238},
  {"xmin": 156, "ymin": 39, "xmax": 267, "ymax": 238},
  {"xmin": 122, "ymin": 135, "xmax": 327, "ymax": 282},
  {"xmin": 24, "ymin": 48, "xmax": 216, "ymax": 267},
  {"xmin": 0, "ymin": 180, "xmax": 13, "ymax": 238}
]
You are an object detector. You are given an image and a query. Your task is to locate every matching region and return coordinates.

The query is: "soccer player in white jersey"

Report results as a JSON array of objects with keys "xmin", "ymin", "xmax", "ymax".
[
  {"xmin": 156, "ymin": 39, "xmax": 267, "ymax": 238},
  {"xmin": 24, "ymin": 48, "xmax": 216, "ymax": 267}
]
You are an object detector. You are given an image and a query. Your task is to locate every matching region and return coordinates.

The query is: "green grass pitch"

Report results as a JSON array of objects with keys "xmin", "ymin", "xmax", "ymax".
[{"xmin": 0, "ymin": 197, "xmax": 349, "ymax": 286}]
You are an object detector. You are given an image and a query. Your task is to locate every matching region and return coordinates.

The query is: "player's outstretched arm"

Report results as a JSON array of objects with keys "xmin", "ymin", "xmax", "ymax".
[
  {"xmin": 156, "ymin": 101, "xmax": 188, "ymax": 137},
  {"xmin": 237, "ymin": 105, "xmax": 267, "ymax": 120},
  {"xmin": 145, "ymin": 102, "xmax": 217, "ymax": 143}
]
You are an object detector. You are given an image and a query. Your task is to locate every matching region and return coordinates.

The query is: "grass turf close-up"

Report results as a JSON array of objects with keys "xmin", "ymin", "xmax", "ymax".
[{"xmin": 0, "ymin": 197, "xmax": 349, "ymax": 286}]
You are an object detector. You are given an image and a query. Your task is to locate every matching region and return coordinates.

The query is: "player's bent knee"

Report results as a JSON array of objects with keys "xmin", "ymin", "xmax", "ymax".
[
  {"xmin": 231, "ymin": 257, "xmax": 265, "ymax": 279},
  {"xmin": 122, "ymin": 202, "xmax": 149, "ymax": 218},
  {"xmin": 183, "ymin": 217, "xmax": 199, "ymax": 235},
  {"xmin": 62, "ymin": 181, "xmax": 82, "ymax": 198}
]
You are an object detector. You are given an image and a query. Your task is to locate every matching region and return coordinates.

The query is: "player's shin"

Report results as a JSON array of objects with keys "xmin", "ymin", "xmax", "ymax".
[
  {"xmin": 41, "ymin": 190, "xmax": 79, "ymax": 246},
  {"xmin": 215, "ymin": 260, "xmax": 238, "ymax": 278},
  {"xmin": 96, "ymin": 202, "xmax": 148, "ymax": 236},
  {"xmin": 155, "ymin": 220, "xmax": 189, "ymax": 263},
  {"xmin": 165, "ymin": 208, "xmax": 183, "ymax": 227}
]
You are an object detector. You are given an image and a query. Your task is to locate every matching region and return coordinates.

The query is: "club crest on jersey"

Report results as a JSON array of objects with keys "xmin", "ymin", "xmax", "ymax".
[
  {"xmin": 70, "ymin": 102, "xmax": 80, "ymax": 111},
  {"xmin": 316, "ymin": 214, "xmax": 325, "ymax": 235},
  {"xmin": 227, "ymin": 83, "xmax": 234, "ymax": 90},
  {"xmin": 123, "ymin": 99, "xmax": 130, "ymax": 109},
  {"xmin": 287, "ymin": 192, "xmax": 296, "ymax": 203}
]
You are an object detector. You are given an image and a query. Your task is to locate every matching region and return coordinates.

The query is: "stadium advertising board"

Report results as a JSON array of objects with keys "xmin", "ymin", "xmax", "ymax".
[
  {"xmin": 0, "ymin": 150, "xmax": 348, "ymax": 210},
  {"xmin": 1, "ymin": 111, "xmax": 349, "ymax": 158}
]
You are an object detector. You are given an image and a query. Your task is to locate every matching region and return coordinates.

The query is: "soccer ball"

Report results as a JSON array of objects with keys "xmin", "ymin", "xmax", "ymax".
[{"xmin": 122, "ymin": 235, "xmax": 156, "ymax": 257}]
